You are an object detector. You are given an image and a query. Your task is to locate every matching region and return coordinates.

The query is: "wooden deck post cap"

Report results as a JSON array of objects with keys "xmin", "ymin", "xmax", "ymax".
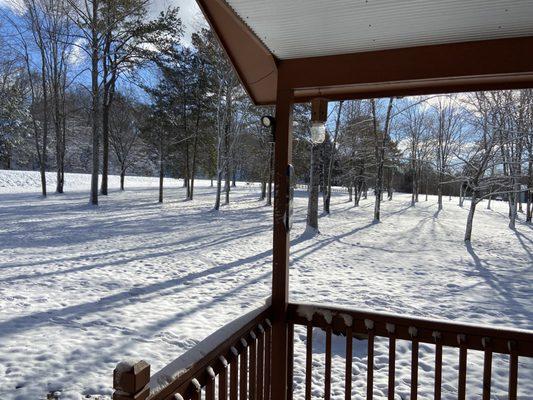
[{"xmin": 113, "ymin": 360, "xmax": 150, "ymax": 399}]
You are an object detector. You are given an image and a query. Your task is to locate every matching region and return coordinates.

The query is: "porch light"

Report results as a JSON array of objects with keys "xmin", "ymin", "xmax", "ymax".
[
  {"xmin": 261, "ymin": 115, "xmax": 275, "ymax": 128},
  {"xmin": 311, "ymin": 98, "xmax": 328, "ymax": 144},
  {"xmin": 310, "ymin": 121, "xmax": 326, "ymax": 144}
]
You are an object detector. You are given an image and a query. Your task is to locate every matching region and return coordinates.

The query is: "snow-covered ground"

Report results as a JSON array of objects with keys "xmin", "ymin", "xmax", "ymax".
[{"xmin": 0, "ymin": 170, "xmax": 531, "ymax": 399}]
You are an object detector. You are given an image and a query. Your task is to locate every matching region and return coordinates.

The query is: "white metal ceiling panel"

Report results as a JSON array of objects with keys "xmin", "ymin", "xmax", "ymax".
[{"xmin": 224, "ymin": 0, "xmax": 533, "ymax": 59}]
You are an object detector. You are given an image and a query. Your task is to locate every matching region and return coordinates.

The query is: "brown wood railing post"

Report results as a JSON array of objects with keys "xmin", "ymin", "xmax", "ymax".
[
  {"xmin": 386, "ymin": 323, "xmax": 396, "ymax": 400},
  {"xmin": 305, "ymin": 322, "xmax": 313, "ymax": 400},
  {"xmin": 457, "ymin": 334, "xmax": 467, "ymax": 400},
  {"xmin": 345, "ymin": 325, "xmax": 353, "ymax": 400},
  {"xmin": 271, "ymin": 82, "xmax": 294, "ymax": 400},
  {"xmin": 113, "ymin": 360, "xmax": 150, "ymax": 400},
  {"xmin": 219, "ymin": 356, "xmax": 229, "ymax": 400},
  {"xmin": 325, "ymin": 325, "xmax": 332, "ymax": 400},
  {"xmin": 365, "ymin": 319, "xmax": 375, "ymax": 400},
  {"xmin": 482, "ymin": 337, "xmax": 492, "ymax": 400},
  {"xmin": 433, "ymin": 332, "xmax": 442, "ymax": 400}
]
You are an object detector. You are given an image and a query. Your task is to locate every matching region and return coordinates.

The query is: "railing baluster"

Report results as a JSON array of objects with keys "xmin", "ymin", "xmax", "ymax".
[
  {"xmin": 219, "ymin": 356, "xmax": 229, "ymax": 400},
  {"xmin": 240, "ymin": 338, "xmax": 248, "ymax": 400},
  {"xmin": 305, "ymin": 322, "xmax": 313, "ymax": 400},
  {"xmin": 230, "ymin": 347, "xmax": 239, "ymax": 400},
  {"xmin": 386, "ymin": 324, "xmax": 396, "ymax": 400},
  {"xmin": 191, "ymin": 378, "xmax": 202, "ymax": 400},
  {"xmin": 365, "ymin": 319, "xmax": 374, "ymax": 400},
  {"xmin": 249, "ymin": 332, "xmax": 257, "ymax": 400},
  {"xmin": 257, "ymin": 326, "xmax": 265, "ymax": 400},
  {"xmin": 508, "ymin": 341, "xmax": 518, "ymax": 400},
  {"xmin": 206, "ymin": 367, "xmax": 216, "ymax": 400},
  {"xmin": 410, "ymin": 327, "xmax": 418, "ymax": 400},
  {"xmin": 458, "ymin": 335, "xmax": 467, "ymax": 400},
  {"xmin": 345, "ymin": 325, "xmax": 353, "ymax": 400},
  {"xmin": 433, "ymin": 332, "xmax": 442, "ymax": 400},
  {"xmin": 264, "ymin": 320, "xmax": 272, "ymax": 400},
  {"xmin": 325, "ymin": 325, "xmax": 332, "ymax": 400},
  {"xmin": 482, "ymin": 338, "xmax": 492, "ymax": 400},
  {"xmin": 287, "ymin": 323, "xmax": 294, "ymax": 400}
]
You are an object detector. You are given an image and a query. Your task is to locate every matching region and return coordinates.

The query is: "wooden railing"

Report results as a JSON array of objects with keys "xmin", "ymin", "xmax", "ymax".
[
  {"xmin": 286, "ymin": 303, "xmax": 533, "ymax": 400},
  {"xmin": 113, "ymin": 306, "xmax": 273, "ymax": 400},
  {"xmin": 112, "ymin": 302, "xmax": 533, "ymax": 400}
]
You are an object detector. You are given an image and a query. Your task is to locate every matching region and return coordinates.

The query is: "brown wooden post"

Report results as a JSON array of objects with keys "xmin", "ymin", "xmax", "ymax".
[
  {"xmin": 113, "ymin": 360, "xmax": 150, "ymax": 400},
  {"xmin": 270, "ymin": 85, "xmax": 294, "ymax": 400}
]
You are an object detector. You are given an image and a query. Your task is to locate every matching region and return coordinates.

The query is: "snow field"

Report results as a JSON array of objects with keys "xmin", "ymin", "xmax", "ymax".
[{"xmin": 0, "ymin": 170, "xmax": 531, "ymax": 399}]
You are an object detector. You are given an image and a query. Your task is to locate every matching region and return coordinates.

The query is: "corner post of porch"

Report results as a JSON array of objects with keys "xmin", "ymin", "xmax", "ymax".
[
  {"xmin": 271, "ymin": 83, "xmax": 294, "ymax": 400},
  {"xmin": 113, "ymin": 360, "xmax": 150, "ymax": 400}
]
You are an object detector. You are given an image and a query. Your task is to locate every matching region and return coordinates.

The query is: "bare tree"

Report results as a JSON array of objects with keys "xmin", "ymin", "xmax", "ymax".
[
  {"xmin": 324, "ymin": 100, "xmax": 344, "ymax": 214},
  {"xmin": 371, "ymin": 97, "xmax": 394, "ymax": 222},
  {"xmin": 109, "ymin": 94, "xmax": 142, "ymax": 190},
  {"xmin": 431, "ymin": 97, "xmax": 464, "ymax": 211}
]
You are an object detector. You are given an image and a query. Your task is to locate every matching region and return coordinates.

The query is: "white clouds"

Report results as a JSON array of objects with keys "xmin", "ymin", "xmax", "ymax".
[
  {"xmin": 0, "ymin": 0, "xmax": 205, "ymax": 47},
  {"xmin": 0, "ymin": 0, "xmax": 26, "ymax": 14}
]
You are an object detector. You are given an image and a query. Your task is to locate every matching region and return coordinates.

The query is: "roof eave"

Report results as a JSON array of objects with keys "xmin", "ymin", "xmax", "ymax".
[{"xmin": 196, "ymin": 0, "xmax": 533, "ymax": 105}]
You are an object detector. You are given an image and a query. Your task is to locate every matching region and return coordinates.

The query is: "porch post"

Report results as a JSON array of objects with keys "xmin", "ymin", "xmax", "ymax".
[{"xmin": 271, "ymin": 85, "xmax": 293, "ymax": 400}]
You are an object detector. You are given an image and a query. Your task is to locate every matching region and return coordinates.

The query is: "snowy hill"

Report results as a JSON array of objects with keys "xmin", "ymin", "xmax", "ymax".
[{"xmin": 0, "ymin": 169, "xmax": 176, "ymax": 193}]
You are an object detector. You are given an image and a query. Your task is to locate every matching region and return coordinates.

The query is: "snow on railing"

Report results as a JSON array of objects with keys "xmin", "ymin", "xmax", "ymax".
[{"xmin": 112, "ymin": 299, "xmax": 272, "ymax": 400}]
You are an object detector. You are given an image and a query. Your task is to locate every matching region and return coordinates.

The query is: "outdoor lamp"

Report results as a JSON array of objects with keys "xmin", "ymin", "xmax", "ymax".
[
  {"xmin": 261, "ymin": 115, "xmax": 275, "ymax": 129},
  {"xmin": 310, "ymin": 121, "xmax": 326, "ymax": 144},
  {"xmin": 311, "ymin": 98, "xmax": 328, "ymax": 144}
]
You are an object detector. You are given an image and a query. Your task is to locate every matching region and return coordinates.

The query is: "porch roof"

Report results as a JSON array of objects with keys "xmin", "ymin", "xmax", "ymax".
[{"xmin": 195, "ymin": 0, "xmax": 533, "ymax": 105}]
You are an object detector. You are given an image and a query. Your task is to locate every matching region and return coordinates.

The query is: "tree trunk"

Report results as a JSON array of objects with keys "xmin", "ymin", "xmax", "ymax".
[
  {"xmin": 411, "ymin": 168, "xmax": 417, "ymax": 206},
  {"xmin": 89, "ymin": 5, "xmax": 99, "ymax": 206},
  {"xmin": 324, "ymin": 101, "xmax": 344, "ymax": 214},
  {"xmin": 267, "ymin": 143, "xmax": 273, "ymax": 206},
  {"xmin": 464, "ymin": 192, "xmax": 478, "ymax": 242},
  {"xmin": 509, "ymin": 185, "xmax": 518, "ymax": 229},
  {"xmin": 120, "ymin": 169, "xmax": 125, "ymax": 191},
  {"xmin": 387, "ymin": 167, "xmax": 393, "ymax": 200},
  {"xmin": 348, "ymin": 185, "xmax": 353, "ymax": 202},
  {"xmin": 527, "ymin": 191, "xmax": 532, "ymax": 223},
  {"xmin": 225, "ymin": 165, "xmax": 230, "ymax": 205},
  {"xmin": 214, "ymin": 126, "xmax": 223, "ymax": 210},
  {"xmin": 190, "ymin": 123, "xmax": 199, "ymax": 200},
  {"xmin": 101, "ymin": 101, "xmax": 110, "ymax": 195},
  {"xmin": 158, "ymin": 152, "xmax": 163, "ymax": 203},
  {"xmin": 260, "ymin": 179, "xmax": 266, "ymax": 200},
  {"xmin": 425, "ymin": 173, "xmax": 429, "ymax": 201},
  {"xmin": 184, "ymin": 140, "xmax": 191, "ymax": 199},
  {"xmin": 459, "ymin": 183, "xmax": 464, "ymax": 207},
  {"xmin": 437, "ymin": 177, "xmax": 443, "ymax": 211},
  {"xmin": 527, "ymin": 147, "xmax": 532, "ymax": 223},
  {"xmin": 306, "ymin": 143, "xmax": 320, "ymax": 230}
]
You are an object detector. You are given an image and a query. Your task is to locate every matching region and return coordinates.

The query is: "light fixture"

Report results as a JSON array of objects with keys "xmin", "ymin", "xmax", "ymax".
[
  {"xmin": 310, "ymin": 121, "xmax": 326, "ymax": 144},
  {"xmin": 310, "ymin": 98, "xmax": 328, "ymax": 144},
  {"xmin": 261, "ymin": 115, "xmax": 275, "ymax": 128}
]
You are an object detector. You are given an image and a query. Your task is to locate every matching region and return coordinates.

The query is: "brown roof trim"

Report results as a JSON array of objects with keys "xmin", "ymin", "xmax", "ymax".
[
  {"xmin": 195, "ymin": 0, "xmax": 278, "ymax": 105},
  {"xmin": 196, "ymin": 0, "xmax": 533, "ymax": 104},
  {"xmin": 278, "ymin": 36, "xmax": 533, "ymax": 102}
]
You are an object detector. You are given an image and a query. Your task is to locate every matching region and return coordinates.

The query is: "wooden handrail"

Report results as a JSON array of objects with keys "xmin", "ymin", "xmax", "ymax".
[
  {"xmin": 287, "ymin": 303, "xmax": 533, "ymax": 355},
  {"xmin": 113, "ymin": 301, "xmax": 532, "ymax": 400},
  {"xmin": 287, "ymin": 302, "xmax": 533, "ymax": 400},
  {"xmin": 113, "ymin": 304, "xmax": 273, "ymax": 400}
]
